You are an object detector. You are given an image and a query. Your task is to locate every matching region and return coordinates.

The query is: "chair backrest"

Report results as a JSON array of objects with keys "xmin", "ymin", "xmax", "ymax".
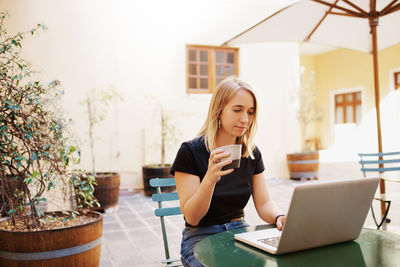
[
  {"xmin": 150, "ymin": 178, "xmax": 182, "ymax": 266},
  {"xmin": 358, "ymin": 152, "xmax": 400, "ymax": 177}
]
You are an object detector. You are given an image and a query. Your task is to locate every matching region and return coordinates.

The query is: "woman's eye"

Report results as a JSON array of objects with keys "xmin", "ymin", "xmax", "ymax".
[
  {"xmin": 233, "ymin": 109, "xmax": 241, "ymax": 113},
  {"xmin": 248, "ymin": 111, "xmax": 254, "ymax": 115}
]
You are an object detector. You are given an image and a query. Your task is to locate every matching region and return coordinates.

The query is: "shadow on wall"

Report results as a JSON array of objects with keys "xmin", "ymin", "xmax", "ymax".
[{"xmin": 321, "ymin": 90, "xmax": 400, "ymax": 165}]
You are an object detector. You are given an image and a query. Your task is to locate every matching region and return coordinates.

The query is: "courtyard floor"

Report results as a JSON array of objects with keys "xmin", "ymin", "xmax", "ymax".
[{"xmin": 99, "ymin": 164, "xmax": 400, "ymax": 266}]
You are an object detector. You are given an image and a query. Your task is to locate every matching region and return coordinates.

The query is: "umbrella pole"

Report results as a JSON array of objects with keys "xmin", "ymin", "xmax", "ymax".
[{"xmin": 370, "ymin": 20, "xmax": 387, "ymax": 229}]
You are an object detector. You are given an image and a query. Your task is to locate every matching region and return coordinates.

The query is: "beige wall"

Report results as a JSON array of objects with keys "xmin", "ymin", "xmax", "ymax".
[
  {"xmin": 1, "ymin": 0, "xmax": 302, "ymax": 193},
  {"xmin": 301, "ymin": 43, "xmax": 400, "ymax": 159},
  {"xmin": 299, "ymin": 54, "xmax": 317, "ymax": 149}
]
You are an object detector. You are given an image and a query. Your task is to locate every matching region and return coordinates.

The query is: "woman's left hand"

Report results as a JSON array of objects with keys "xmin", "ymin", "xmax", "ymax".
[{"xmin": 276, "ymin": 216, "xmax": 286, "ymax": 231}]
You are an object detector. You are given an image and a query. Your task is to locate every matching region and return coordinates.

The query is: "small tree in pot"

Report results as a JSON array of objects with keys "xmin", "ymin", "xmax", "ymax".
[
  {"xmin": 84, "ymin": 86, "xmax": 123, "ymax": 211},
  {"xmin": 287, "ymin": 69, "xmax": 324, "ymax": 180},
  {"xmin": 142, "ymin": 104, "xmax": 180, "ymax": 196},
  {"xmin": 0, "ymin": 12, "xmax": 102, "ymax": 266}
]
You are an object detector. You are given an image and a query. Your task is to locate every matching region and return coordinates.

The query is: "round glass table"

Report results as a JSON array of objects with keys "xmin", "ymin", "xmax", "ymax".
[{"xmin": 194, "ymin": 224, "xmax": 400, "ymax": 267}]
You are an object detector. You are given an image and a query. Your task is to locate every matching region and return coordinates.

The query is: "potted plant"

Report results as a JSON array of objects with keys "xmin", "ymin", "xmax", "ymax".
[
  {"xmin": 142, "ymin": 105, "xmax": 180, "ymax": 196},
  {"xmin": 0, "ymin": 12, "xmax": 102, "ymax": 266},
  {"xmin": 287, "ymin": 68, "xmax": 324, "ymax": 180},
  {"xmin": 84, "ymin": 86, "xmax": 123, "ymax": 211}
]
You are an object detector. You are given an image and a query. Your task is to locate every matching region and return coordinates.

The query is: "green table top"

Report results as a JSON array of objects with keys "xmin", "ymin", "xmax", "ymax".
[{"xmin": 194, "ymin": 225, "xmax": 400, "ymax": 267}]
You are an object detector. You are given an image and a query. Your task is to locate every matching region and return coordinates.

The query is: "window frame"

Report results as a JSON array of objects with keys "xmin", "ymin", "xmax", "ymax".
[
  {"xmin": 186, "ymin": 44, "xmax": 239, "ymax": 94},
  {"xmin": 334, "ymin": 91, "xmax": 362, "ymax": 124},
  {"xmin": 394, "ymin": 71, "xmax": 400, "ymax": 90}
]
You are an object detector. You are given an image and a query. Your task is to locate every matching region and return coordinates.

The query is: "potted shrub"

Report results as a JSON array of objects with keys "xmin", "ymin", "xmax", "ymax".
[
  {"xmin": 287, "ymin": 69, "xmax": 324, "ymax": 180},
  {"xmin": 142, "ymin": 105, "xmax": 180, "ymax": 196},
  {"xmin": 84, "ymin": 87, "xmax": 123, "ymax": 211},
  {"xmin": 0, "ymin": 12, "xmax": 102, "ymax": 266}
]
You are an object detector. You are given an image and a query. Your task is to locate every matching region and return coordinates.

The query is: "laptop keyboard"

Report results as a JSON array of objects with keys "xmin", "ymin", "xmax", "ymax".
[{"xmin": 258, "ymin": 236, "xmax": 281, "ymax": 247}]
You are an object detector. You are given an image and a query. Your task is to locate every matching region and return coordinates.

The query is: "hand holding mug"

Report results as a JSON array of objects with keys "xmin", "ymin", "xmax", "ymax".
[{"xmin": 206, "ymin": 149, "xmax": 233, "ymax": 184}]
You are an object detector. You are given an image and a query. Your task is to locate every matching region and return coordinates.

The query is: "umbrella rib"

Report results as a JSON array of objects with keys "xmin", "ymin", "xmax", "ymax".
[
  {"xmin": 328, "ymin": 11, "xmax": 360, "ymax": 17},
  {"xmin": 382, "ymin": 2, "xmax": 400, "ymax": 15},
  {"xmin": 380, "ymin": 0, "xmax": 399, "ymax": 15},
  {"xmin": 312, "ymin": 0, "xmax": 366, "ymax": 17},
  {"xmin": 221, "ymin": 2, "xmax": 295, "ymax": 46},
  {"xmin": 306, "ymin": 0, "xmax": 339, "ymax": 41},
  {"xmin": 341, "ymin": 0, "xmax": 369, "ymax": 16}
]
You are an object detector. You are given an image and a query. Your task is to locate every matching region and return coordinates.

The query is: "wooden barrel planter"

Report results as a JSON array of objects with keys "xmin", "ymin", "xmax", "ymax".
[
  {"xmin": 142, "ymin": 164, "xmax": 175, "ymax": 197},
  {"xmin": 287, "ymin": 152, "xmax": 319, "ymax": 180},
  {"xmin": 0, "ymin": 211, "xmax": 103, "ymax": 267},
  {"xmin": 93, "ymin": 172, "xmax": 120, "ymax": 211}
]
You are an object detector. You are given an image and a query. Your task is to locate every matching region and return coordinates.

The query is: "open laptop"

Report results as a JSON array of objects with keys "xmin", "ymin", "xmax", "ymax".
[{"xmin": 234, "ymin": 178, "xmax": 380, "ymax": 255}]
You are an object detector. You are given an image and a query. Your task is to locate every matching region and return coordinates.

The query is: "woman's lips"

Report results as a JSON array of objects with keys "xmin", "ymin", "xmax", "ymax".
[{"xmin": 235, "ymin": 126, "xmax": 246, "ymax": 131}]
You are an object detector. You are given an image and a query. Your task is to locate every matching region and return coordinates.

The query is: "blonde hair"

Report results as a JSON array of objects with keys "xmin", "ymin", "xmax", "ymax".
[{"xmin": 198, "ymin": 77, "xmax": 258, "ymax": 158}]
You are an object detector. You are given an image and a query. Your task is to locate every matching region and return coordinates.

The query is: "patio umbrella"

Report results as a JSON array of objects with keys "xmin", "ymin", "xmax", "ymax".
[{"xmin": 222, "ymin": 0, "xmax": 400, "ymax": 222}]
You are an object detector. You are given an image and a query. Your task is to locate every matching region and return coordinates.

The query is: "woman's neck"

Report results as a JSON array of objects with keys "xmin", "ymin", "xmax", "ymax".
[{"xmin": 215, "ymin": 129, "xmax": 236, "ymax": 147}]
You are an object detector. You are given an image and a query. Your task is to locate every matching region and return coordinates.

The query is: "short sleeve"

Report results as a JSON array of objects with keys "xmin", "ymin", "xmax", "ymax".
[
  {"xmin": 254, "ymin": 146, "xmax": 265, "ymax": 174},
  {"xmin": 170, "ymin": 143, "xmax": 200, "ymax": 177}
]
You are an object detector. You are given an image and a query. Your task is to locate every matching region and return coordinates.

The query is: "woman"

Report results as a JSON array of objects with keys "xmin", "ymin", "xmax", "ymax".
[{"xmin": 171, "ymin": 77, "xmax": 286, "ymax": 267}]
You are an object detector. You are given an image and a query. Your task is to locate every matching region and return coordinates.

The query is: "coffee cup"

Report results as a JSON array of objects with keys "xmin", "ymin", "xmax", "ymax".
[{"xmin": 217, "ymin": 144, "xmax": 242, "ymax": 170}]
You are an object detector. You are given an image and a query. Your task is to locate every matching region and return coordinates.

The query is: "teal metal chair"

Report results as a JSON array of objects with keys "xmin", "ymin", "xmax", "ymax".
[
  {"xmin": 150, "ymin": 178, "xmax": 183, "ymax": 266},
  {"xmin": 358, "ymin": 151, "xmax": 400, "ymax": 229}
]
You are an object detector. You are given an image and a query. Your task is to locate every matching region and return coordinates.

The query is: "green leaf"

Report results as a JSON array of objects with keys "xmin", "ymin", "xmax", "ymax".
[
  {"xmin": 7, "ymin": 209, "xmax": 16, "ymax": 215},
  {"xmin": 39, "ymin": 219, "xmax": 48, "ymax": 224},
  {"xmin": 35, "ymin": 207, "xmax": 44, "ymax": 217}
]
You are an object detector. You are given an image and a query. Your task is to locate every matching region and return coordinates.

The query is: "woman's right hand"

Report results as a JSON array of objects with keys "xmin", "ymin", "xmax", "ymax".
[{"xmin": 204, "ymin": 148, "xmax": 234, "ymax": 185}]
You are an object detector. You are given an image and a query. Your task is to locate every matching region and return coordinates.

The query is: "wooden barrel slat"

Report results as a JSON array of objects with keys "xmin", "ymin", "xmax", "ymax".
[
  {"xmin": 142, "ymin": 165, "xmax": 175, "ymax": 197},
  {"xmin": 287, "ymin": 153, "xmax": 319, "ymax": 161},
  {"xmin": 0, "ymin": 246, "xmax": 101, "ymax": 267},
  {"xmin": 287, "ymin": 163, "xmax": 319, "ymax": 172},
  {"xmin": 93, "ymin": 172, "xmax": 120, "ymax": 210},
  {"xmin": 287, "ymin": 152, "xmax": 319, "ymax": 179},
  {"xmin": 0, "ymin": 237, "xmax": 102, "ymax": 260},
  {"xmin": 0, "ymin": 211, "xmax": 102, "ymax": 267}
]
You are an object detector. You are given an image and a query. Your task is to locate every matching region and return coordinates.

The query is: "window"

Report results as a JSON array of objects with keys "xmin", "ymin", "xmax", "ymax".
[
  {"xmin": 394, "ymin": 71, "xmax": 400, "ymax": 90},
  {"xmin": 186, "ymin": 45, "xmax": 238, "ymax": 93},
  {"xmin": 334, "ymin": 91, "xmax": 362, "ymax": 124}
]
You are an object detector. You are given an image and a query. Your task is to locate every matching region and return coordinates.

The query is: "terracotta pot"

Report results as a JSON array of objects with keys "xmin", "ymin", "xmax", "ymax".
[
  {"xmin": 287, "ymin": 152, "xmax": 319, "ymax": 180},
  {"xmin": 0, "ymin": 211, "xmax": 103, "ymax": 267}
]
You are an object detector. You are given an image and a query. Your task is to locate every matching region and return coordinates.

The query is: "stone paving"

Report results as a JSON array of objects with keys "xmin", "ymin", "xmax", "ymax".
[{"xmin": 99, "ymin": 173, "xmax": 400, "ymax": 267}]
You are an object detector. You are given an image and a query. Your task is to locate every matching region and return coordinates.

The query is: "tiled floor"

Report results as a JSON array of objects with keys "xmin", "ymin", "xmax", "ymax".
[
  {"xmin": 100, "ymin": 174, "xmax": 400, "ymax": 267},
  {"xmin": 100, "ymin": 192, "xmax": 184, "ymax": 267}
]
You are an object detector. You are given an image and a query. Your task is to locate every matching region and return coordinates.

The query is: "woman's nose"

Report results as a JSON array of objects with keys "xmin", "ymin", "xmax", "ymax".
[{"xmin": 240, "ymin": 112, "xmax": 248, "ymax": 122}]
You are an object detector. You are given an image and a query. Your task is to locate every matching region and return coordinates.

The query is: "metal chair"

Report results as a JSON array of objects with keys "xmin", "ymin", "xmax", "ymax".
[
  {"xmin": 358, "ymin": 151, "xmax": 400, "ymax": 229},
  {"xmin": 150, "ymin": 178, "xmax": 183, "ymax": 266}
]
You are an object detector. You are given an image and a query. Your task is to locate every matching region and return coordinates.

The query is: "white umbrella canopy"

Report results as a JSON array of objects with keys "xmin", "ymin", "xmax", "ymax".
[
  {"xmin": 224, "ymin": 0, "xmax": 400, "ymax": 53},
  {"xmin": 223, "ymin": 0, "xmax": 400, "ymax": 227}
]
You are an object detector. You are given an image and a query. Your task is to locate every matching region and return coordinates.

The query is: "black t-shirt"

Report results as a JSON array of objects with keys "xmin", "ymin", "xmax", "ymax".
[{"xmin": 171, "ymin": 136, "xmax": 265, "ymax": 227}]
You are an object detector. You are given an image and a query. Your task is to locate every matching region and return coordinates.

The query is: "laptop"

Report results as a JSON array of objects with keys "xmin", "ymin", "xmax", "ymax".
[{"xmin": 234, "ymin": 178, "xmax": 380, "ymax": 255}]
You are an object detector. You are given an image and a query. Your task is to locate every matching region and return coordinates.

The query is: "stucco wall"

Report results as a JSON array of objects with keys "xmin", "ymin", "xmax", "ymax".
[
  {"xmin": 1, "ymin": 0, "xmax": 301, "ymax": 192},
  {"xmin": 302, "ymin": 44, "xmax": 400, "ymax": 159}
]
